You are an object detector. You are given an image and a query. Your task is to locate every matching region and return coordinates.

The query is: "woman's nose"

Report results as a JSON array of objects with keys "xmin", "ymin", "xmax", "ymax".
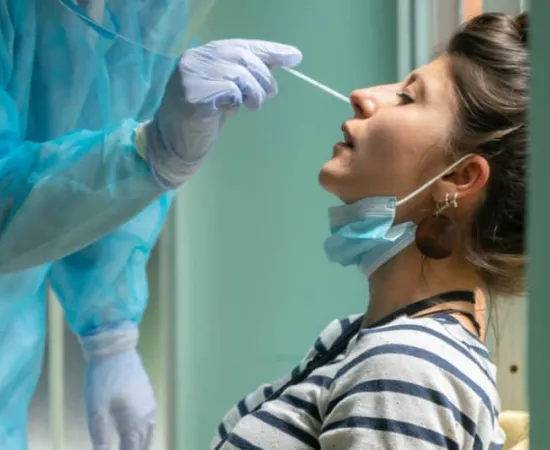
[
  {"xmin": 350, "ymin": 89, "xmax": 376, "ymax": 118},
  {"xmin": 350, "ymin": 84, "xmax": 401, "ymax": 118}
]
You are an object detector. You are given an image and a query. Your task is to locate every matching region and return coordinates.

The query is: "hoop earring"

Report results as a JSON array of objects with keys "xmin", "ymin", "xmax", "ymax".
[{"xmin": 415, "ymin": 193, "xmax": 459, "ymax": 259}]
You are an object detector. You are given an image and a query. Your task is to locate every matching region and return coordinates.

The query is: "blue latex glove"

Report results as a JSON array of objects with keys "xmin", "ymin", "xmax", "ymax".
[
  {"xmin": 80, "ymin": 323, "xmax": 155, "ymax": 450},
  {"xmin": 140, "ymin": 39, "xmax": 303, "ymax": 188}
]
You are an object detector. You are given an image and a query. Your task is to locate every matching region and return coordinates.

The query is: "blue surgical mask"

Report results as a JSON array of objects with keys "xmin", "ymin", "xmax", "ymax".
[{"xmin": 323, "ymin": 155, "xmax": 471, "ymax": 279}]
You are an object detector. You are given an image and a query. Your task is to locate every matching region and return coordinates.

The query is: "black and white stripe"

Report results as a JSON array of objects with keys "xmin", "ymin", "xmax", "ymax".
[{"xmin": 211, "ymin": 314, "xmax": 505, "ymax": 449}]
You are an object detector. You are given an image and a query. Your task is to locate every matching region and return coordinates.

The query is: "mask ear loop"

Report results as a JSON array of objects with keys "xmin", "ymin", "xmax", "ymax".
[{"xmin": 395, "ymin": 154, "xmax": 473, "ymax": 207}]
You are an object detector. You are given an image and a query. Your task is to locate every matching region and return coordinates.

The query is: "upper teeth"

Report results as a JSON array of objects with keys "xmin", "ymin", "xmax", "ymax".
[{"xmin": 343, "ymin": 131, "xmax": 353, "ymax": 146}]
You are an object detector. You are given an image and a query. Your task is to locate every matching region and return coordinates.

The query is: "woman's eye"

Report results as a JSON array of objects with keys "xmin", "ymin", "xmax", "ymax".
[{"xmin": 397, "ymin": 92, "xmax": 414, "ymax": 104}]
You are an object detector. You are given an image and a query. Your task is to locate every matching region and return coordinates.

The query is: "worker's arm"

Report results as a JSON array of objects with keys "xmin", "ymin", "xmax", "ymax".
[{"xmin": 0, "ymin": 38, "xmax": 301, "ymax": 273}]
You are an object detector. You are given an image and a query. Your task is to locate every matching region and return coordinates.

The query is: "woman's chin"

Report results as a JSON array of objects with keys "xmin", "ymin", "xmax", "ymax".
[
  {"xmin": 318, "ymin": 162, "xmax": 335, "ymax": 190},
  {"xmin": 318, "ymin": 163, "xmax": 367, "ymax": 205},
  {"xmin": 318, "ymin": 162, "xmax": 347, "ymax": 199}
]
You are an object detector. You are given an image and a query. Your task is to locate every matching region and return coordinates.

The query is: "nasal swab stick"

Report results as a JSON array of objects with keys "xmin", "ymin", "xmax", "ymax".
[{"xmin": 281, "ymin": 67, "xmax": 351, "ymax": 104}]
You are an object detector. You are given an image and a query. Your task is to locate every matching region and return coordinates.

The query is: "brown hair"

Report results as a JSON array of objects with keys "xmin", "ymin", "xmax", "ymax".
[{"xmin": 446, "ymin": 12, "xmax": 528, "ymax": 296}]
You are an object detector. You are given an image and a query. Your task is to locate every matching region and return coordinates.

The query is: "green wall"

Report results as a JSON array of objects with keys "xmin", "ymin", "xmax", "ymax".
[
  {"xmin": 528, "ymin": 0, "xmax": 549, "ymax": 447},
  {"xmin": 170, "ymin": 1, "xmax": 398, "ymax": 447}
]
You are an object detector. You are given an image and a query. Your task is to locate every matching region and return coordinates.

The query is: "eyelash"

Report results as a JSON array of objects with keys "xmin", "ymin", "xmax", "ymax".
[{"xmin": 397, "ymin": 92, "xmax": 415, "ymax": 104}]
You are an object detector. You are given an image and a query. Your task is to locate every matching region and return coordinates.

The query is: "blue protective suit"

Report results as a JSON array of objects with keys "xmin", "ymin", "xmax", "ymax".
[
  {"xmin": 0, "ymin": 0, "xmax": 303, "ymax": 445},
  {"xmin": 0, "ymin": 1, "xmax": 180, "ymax": 447}
]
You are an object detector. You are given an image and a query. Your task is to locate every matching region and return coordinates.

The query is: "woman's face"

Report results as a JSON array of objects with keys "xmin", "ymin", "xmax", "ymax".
[{"xmin": 319, "ymin": 56, "xmax": 458, "ymax": 218}]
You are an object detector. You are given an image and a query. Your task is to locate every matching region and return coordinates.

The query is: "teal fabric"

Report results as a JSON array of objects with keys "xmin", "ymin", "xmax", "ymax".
[{"xmin": 0, "ymin": 1, "xmax": 191, "ymax": 447}]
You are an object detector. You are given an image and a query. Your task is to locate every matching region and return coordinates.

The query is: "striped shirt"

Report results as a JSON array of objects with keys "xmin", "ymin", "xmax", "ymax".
[{"xmin": 211, "ymin": 313, "xmax": 506, "ymax": 449}]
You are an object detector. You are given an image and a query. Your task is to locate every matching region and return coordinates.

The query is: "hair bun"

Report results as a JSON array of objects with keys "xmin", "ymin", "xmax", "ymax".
[{"xmin": 515, "ymin": 12, "xmax": 528, "ymax": 45}]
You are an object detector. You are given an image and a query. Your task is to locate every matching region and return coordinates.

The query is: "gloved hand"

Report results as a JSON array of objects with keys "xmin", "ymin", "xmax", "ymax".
[
  {"xmin": 80, "ymin": 323, "xmax": 156, "ymax": 450},
  {"xmin": 140, "ymin": 39, "xmax": 303, "ymax": 189}
]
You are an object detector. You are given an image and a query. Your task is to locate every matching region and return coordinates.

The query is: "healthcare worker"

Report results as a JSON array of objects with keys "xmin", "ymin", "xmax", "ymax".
[{"xmin": 0, "ymin": 1, "xmax": 302, "ymax": 448}]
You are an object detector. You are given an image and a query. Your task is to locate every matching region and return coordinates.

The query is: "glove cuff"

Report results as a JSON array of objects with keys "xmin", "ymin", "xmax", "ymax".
[
  {"xmin": 79, "ymin": 322, "xmax": 139, "ymax": 361},
  {"xmin": 135, "ymin": 122, "xmax": 177, "ymax": 191}
]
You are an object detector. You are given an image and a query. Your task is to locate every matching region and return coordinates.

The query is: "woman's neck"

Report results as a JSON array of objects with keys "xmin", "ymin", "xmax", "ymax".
[{"xmin": 362, "ymin": 245, "xmax": 481, "ymax": 329}]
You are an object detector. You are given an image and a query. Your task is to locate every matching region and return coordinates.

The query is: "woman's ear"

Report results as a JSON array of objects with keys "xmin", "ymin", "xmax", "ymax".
[{"xmin": 432, "ymin": 155, "xmax": 490, "ymax": 204}]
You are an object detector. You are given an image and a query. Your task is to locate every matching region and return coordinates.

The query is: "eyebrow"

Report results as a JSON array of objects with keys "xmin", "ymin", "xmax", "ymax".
[{"xmin": 407, "ymin": 72, "xmax": 428, "ymax": 100}]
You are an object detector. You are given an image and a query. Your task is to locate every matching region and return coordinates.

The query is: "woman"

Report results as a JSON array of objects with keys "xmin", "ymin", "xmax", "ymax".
[{"xmin": 211, "ymin": 11, "xmax": 527, "ymax": 450}]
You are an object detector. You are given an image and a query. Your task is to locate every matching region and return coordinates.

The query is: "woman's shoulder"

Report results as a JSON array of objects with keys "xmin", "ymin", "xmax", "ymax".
[
  {"xmin": 355, "ymin": 313, "xmax": 492, "ymax": 363},
  {"xmin": 312, "ymin": 312, "xmax": 497, "ymax": 400},
  {"xmin": 323, "ymin": 314, "xmax": 503, "ymax": 450},
  {"xmin": 345, "ymin": 314, "xmax": 498, "ymax": 398}
]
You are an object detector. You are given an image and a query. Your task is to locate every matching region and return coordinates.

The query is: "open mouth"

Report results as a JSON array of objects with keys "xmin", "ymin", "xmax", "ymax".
[{"xmin": 337, "ymin": 122, "xmax": 354, "ymax": 149}]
